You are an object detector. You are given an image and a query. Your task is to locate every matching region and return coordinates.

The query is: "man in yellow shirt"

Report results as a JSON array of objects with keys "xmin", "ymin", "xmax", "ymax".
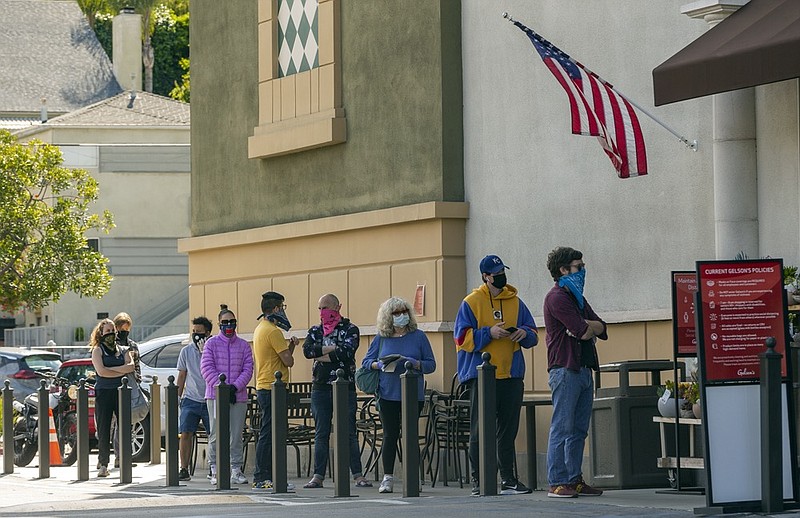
[{"xmin": 252, "ymin": 291, "xmax": 298, "ymax": 490}]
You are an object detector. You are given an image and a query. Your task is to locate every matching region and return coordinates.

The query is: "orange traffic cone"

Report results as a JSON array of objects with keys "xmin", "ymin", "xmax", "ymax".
[{"xmin": 47, "ymin": 408, "xmax": 62, "ymax": 466}]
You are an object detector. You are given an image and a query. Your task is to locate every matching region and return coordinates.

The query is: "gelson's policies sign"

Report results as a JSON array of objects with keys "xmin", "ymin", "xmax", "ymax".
[{"xmin": 696, "ymin": 259, "xmax": 787, "ymax": 382}]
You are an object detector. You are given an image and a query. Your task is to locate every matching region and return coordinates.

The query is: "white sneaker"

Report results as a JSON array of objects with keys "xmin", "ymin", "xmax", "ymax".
[
  {"xmin": 379, "ymin": 475, "xmax": 393, "ymax": 493},
  {"xmin": 210, "ymin": 465, "xmax": 217, "ymax": 485},
  {"xmin": 231, "ymin": 467, "xmax": 249, "ymax": 484}
]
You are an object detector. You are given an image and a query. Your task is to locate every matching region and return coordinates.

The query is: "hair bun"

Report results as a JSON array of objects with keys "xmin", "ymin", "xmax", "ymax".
[{"xmin": 220, "ymin": 303, "xmax": 228, "ymax": 311}]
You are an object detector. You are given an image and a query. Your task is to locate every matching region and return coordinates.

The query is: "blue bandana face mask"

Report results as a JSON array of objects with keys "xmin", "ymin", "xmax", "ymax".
[
  {"xmin": 267, "ymin": 309, "xmax": 292, "ymax": 331},
  {"xmin": 558, "ymin": 268, "xmax": 586, "ymax": 309}
]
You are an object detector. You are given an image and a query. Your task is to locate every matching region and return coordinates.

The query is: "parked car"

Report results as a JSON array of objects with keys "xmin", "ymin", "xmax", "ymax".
[
  {"xmin": 137, "ymin": 334, "xmax": 189, "ymax": 446},
  {"xmin": 0, "ymin": 347, "xmax": 62, "ymax": 402}
]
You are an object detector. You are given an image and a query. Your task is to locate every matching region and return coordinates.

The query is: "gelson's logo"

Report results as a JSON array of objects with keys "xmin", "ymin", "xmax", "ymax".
[{"xmin": 737, "ymin": 368, "xmax": 756, "ymax": 377}]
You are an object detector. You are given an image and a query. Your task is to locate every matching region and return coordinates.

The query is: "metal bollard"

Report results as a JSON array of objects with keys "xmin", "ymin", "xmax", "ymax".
[
  {"xmin": 165, "ymin": 375, "xmax": 179, "ymax": 486},
  {"xmin": 150, "ymin": 375, "xmax": 161, "ymax": 465},
  {"xmin": 477, "ymin": 352, "xmax": 497, "ymax": 496},
  {"xmin": 3, "ymin": 381, "xmax": 13, "ymax": 474},
  {"xmin": 332, "ymin": 368, "xmax": 351, "ymax": 497},
  {"xmin": 215, "ymin": 373, "xmax": 231, "ymax": 490},
  {"xmin": 76, "ymin": 379, "xmax": 89, "ymax": 481},
  {"xmin": 118, "ymin": 377, "xmax": 133, "ymax": 484},
  {"xmin": 38, "ymin": 379, "xmax": 50, "ymax": 479},
  {"xmin": 401, "ymin": 361, "xmax": 420, "ymax": 497},
  {"xmin": 760, "ymin": 337, "xmax": 783, "ymax": 513},
  {"xmin": 272, "ymin": 371, "xmax": 288, "ymax": 493}
]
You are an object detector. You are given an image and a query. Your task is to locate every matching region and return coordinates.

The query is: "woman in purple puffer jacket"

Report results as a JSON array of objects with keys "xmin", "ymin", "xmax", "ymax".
[{"xmin": 201, "ymin": 304, "xmax": 254, "ymax": 485}]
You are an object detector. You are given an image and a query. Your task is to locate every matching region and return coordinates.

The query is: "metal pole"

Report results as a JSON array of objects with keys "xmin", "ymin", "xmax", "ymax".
[
  {"xmin": 118, "ymin": 377, "xmax": 132, "ymax": 484},
  {"xmin": 401, "ymin": 361, "xmax": 420, "ymax": 497},
  {"xmin": 2, "ymin": 381, "xmax": 13, "ymax": 474},
  {"xmin": 215, "ymin": 374, "xmax": 231, "ymax": 490},
  {"xmin": 477, "ymin": 352, "xmax": 497, "ymax": 496},
  {"xmin": 332, "ymin": 368, "xmax": 351, "ymax": 497},
  {"xmin": 272, "ymin": 371, "xmax": 288, "ymax": 493},
  {"xmin": 760, "ymin": 337, "xmax": 783, "ymax": 513},
  {"xmin": 165, "ymin": 375, "xmax": 179, "ymax": 486},
  {"xmin": 38, "ymin": 379, "xmax": 49, "ymax": 479},
  {"xmin": 76, "ymin": 378, "xmax": 89, "ymax": 481},
  {"xmin": 150, "ymin": 375, "xmax": 161, "ymax": 465}
]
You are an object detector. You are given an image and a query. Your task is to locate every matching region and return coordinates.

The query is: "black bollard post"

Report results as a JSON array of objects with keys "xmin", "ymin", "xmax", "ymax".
[
  {"xmin": 118, "ymin": 377, "xmax": 133, "ymax": 484},
  {"xmin": 38, "ymin": 379, "xmax": 50, "ymax": 479},
  {"xmin": 150, "ymin": 375, "xmax": 161, "ymax": 465},
  {"xmin": 332, "ymin": 368, "xmax": 351, "ymax": 497},
  {"xmin": 401, "ymin": 360, "xmax": 420, "ymax": 497},
  {"xmin": 165, "ymin": 375, "xmax": 179, "ymax": 486},
  {"xmin": 2, "ymin": 381, "xmax": 13, "ymax": 474},
  {"xmin": 272, "ymin": 371, "xmax": 288, "ymax": 493},
  {"xmin": 477, "ymin": 352, "xmax": 497, "ymax": 496},
  {"xmin": 215, "ymin": 373, "xmax": 231, "ymax": 490},
  {"xmin": 760, "ymin": 337, "xmax": 783, "ymax": 513},
  {"xmin": 76, "ymin": 379, "xmax": 90, "ymax": 481}
]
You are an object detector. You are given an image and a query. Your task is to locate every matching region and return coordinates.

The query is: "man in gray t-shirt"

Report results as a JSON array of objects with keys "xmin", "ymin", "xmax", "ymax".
[{"xmin": 176, "ymin": 316, "xmax": 213, "ymax": 481}]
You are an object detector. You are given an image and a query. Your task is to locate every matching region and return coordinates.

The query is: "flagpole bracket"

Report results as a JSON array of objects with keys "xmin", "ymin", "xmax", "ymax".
[
  {"xmin": 684, "ymin": 139, "xmax": 698, "ymax": 152},
  {"xmin": 502, "ymin": 12, "xmax": 515, "ymax": 23}
]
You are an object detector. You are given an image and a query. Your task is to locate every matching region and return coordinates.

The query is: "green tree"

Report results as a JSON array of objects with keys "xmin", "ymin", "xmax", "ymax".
[
  {"xmin": 77, "ymin": 0, "xmax": 109, "ymax": 29},
  {"xmin": 169, "ymin": 57, "xmax": 190, "ymax": 102},
  {"xmin": 0, "ymin": 131, "xmax": 114, "ymax": 311}
]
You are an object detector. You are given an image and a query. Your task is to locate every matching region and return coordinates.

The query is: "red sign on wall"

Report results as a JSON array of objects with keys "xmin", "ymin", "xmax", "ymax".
[
  {"xmin": 672, "ymin": 272, "xmax": 698, "ymax": 356},
  {"xmin": 697, "ymin": 259, "xmax": 787, "ymax": 382}
]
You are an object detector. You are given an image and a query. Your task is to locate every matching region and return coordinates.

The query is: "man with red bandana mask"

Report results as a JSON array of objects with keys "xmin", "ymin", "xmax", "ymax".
[
  {"xmin": 302, "ymin": 293, "xmax": 371, "ymax": 489},
  {"xmin": 252, "ymin": 291, "xmax": 298, "ymax": 490}
]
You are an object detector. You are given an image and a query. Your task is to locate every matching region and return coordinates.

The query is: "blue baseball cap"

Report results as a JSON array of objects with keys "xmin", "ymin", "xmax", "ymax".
[{"xmin": 479, "ymin": 255, "xmax": 510, "ymax": 274}]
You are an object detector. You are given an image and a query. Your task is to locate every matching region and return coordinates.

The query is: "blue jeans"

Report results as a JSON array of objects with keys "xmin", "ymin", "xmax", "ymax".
[
  {"xmin": 546, "ymin": 367, "xmax": 594, "ymax": 486},
  {"xmin": 253, "ymin": 389, "xmax": 272, "ymax": 483},
  {"xmin": 310, "ymin": 387, "xmax": 363, "ymax": 480}
]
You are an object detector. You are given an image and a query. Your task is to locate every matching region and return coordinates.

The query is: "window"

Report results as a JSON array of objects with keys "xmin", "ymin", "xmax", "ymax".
[
  {"xmin": 153, "ymin": 342, "xmax": 184, "ymax": 369},
  {"xmin": 249, "ymin": 0, "xmax": 346, "ymax": 159}
]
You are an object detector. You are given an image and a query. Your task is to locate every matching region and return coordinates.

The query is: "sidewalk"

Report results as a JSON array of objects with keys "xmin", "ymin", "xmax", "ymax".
[{"xmin": 0, "ymin": 453, "xmax": 784, "ymax": 517}]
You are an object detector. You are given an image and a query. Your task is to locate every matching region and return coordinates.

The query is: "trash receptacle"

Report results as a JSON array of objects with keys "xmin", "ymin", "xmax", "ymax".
[{"xmin": 589, "ymin": 360, "xmax": 685, "ymax": 489}]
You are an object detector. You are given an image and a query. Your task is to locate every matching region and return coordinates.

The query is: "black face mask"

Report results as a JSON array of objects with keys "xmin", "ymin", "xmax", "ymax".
[
  {"xmin": 490, "ymin": 272, "xmax": 507, "ymax": 290},
  {"xmin": 192, "ymin": 333, "xmax": 207, "ymax": 346},
  {"xmin": 117, "ymin": 330, "xmax": 129, "ymax": 343}
]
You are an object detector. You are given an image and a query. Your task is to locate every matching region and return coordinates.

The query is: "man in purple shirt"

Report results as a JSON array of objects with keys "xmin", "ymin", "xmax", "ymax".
[{"xmin": 543, "ymin": 247, "xmax": 607, "ymax": 499}]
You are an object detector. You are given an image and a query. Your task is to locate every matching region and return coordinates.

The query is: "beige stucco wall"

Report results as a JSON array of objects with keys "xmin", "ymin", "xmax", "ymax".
[{"xmin": 179, "ymin": 201, "xmax": 469, "ymax": 393}]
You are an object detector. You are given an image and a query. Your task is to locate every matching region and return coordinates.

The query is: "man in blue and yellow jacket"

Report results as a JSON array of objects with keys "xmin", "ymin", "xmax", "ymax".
[{"xmin": 454, "ymin": 254, "xmax": 538, "ymax": 496}]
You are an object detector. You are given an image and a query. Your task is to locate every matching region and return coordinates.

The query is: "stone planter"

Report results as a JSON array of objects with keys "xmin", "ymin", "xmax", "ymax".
[
  {"xmin": 657, "ymin": 397, "xmax": 686, "ymax": 418},
  {"xmin": 692, "ymin": 401, "xmax": 702, "ymax": 419}
]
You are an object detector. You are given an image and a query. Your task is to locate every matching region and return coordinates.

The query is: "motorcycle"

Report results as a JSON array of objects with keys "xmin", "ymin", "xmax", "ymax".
[{"xmin": 12, "ymin": 376, "xmax": 78, "ymax": 467}]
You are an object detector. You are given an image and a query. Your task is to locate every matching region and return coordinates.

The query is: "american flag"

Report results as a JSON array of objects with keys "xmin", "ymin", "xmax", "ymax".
[{"xmin": 512, "ymin": 20, "xmax": 647, "ymax": 178}]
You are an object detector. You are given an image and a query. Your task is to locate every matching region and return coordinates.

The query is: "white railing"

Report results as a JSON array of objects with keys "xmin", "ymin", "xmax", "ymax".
[{"xmin": 4, "ymin": 324, "xmax": 186, "ymax": 350}]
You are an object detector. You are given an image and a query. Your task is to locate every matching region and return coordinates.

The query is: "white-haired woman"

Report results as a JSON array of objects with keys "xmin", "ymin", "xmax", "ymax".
[{"xmin": 361, "ymin": 297, "xmax": 436, "ymax": 493}]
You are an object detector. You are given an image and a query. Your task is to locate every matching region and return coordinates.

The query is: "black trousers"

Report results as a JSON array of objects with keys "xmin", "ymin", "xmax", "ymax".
[
  {"xmin": 467, "ymin": 377, "xmax": 524, "ymax": 482},
  {"xmin": 377, "ymin": 399, "xmax": 424, "ymax": 475},
  {"xmin": 94, "ymin": 388, "xmax": 120, "ymax": 467}
]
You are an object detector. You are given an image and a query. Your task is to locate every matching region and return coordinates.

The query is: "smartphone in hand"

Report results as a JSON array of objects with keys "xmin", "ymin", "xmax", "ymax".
[{"xmin": 505, "ymin": 326, "xmax": 518, "ymax": 333}]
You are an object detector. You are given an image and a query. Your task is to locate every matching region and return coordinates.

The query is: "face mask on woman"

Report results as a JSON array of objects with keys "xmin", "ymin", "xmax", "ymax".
[
  {"xmin": 117, "ymin": 330, "xmax": 129, "ymax": 343},
  {"xmin": 101, "ymin": 332, "xmax": 116, "ymax": 349},
  {"xmin": 220, "ymin": 318, "xmax": 237, "ymax": 338},
  {"xmin": 393, "ymin": 313, "xmax": 411, "ymax": 328}
]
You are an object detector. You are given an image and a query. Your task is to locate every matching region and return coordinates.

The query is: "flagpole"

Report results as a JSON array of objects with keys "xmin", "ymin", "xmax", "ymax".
[{"xmin": 502, "ymin": 12, "xmax": 698, "ymax": 152}]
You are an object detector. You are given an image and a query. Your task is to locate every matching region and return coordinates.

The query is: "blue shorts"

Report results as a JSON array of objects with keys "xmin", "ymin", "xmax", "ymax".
[{"xmin": 179, "ymin": 397, "xmax": 210, "ymax": 434}]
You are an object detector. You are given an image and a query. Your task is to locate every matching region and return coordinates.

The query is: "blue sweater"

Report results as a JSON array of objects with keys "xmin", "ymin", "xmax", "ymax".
[{"xmin": 361, "ymin": 329, "xmax": 436, "ymax": 401}]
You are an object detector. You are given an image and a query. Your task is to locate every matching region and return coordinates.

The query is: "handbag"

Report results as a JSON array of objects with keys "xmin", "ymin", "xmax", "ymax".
[
  {"xmin": 128, "ymin": 373, "xmax": 150, "ymax": 424},
  {"xmin": 355, "ymin": 337, "xmax": 382, "ymax": 395}
]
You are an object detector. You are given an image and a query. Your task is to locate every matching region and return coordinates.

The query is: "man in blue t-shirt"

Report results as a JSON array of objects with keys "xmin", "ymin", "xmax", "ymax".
[{"xmin": 176, "ymin": 316, "xmax": 213, "ymax": 481}]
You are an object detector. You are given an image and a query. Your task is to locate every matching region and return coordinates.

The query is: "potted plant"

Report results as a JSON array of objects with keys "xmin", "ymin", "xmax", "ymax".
[{"xmin": 657, "ymin": 380, "xmax": 697, "ymax": 418}]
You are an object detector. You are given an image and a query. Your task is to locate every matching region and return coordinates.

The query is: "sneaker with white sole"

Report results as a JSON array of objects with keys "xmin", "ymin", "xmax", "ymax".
[
  {"xmin": 547, "ymin": 484, "xmax": 578, "ymax": 498},
  {"xmin": 378, "ymin": 475, "xmax": 394, "ymax": 493},
  {"xmin": 231, "ymin": 467, "xmax": 249, "ymax": 484},
  {"xmin": 210, "ymin": 466, "xmax": 217, "ymax": 485},
  {"xmin": 500, "ymin": 478, "xmax": 532, "ymax": 495},
  {"xmin": 97, "ymin": 465, "xmax": 109, "ymax": 478}
]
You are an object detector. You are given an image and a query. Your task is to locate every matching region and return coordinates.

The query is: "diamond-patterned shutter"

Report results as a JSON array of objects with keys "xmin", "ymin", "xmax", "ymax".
[{"xmin": 277, "ymin": 0, "xmax": 319, "ymax": 78}]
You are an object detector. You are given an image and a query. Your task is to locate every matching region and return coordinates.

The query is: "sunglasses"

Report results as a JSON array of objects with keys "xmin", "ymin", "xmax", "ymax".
[{"xmin": 220, "ymin": 319, "xmax": 237, "ymax": 326}]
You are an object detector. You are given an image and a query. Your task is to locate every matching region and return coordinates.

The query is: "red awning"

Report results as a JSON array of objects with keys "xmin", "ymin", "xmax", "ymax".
[{"xmin": 653, "ymin": 0, "xmax": 800, "ymax": 106}]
